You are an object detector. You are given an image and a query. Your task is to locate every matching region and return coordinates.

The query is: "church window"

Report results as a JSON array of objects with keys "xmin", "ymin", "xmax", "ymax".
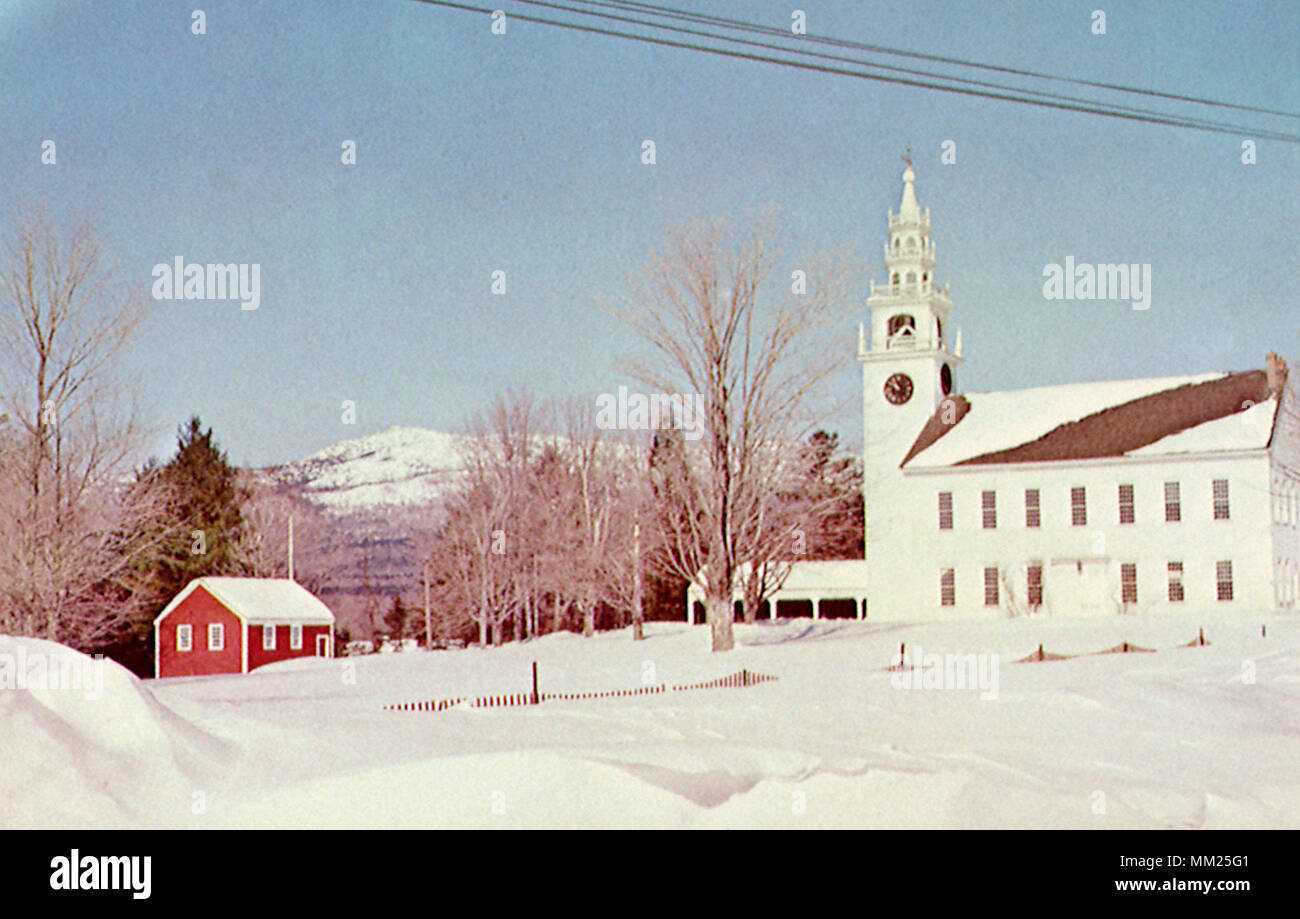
[
  {"xmin": 891, "ymin": 272, "xmax": 900, "ymax": 286},
  {"xmin": 1024, "ymin": 489, "xmax": 1041, "ymax": 527},
  {"xmin": 905, "ymin": 271, "xmax": 917, "ymax": 284},
  {"xmin": 888, "ymin": 314, "xmax": 915, "ymax": 337},
  {"xmin": 906, "ymin": 236, "xmax": 917, "ymax": 249},
  {"xmin": 983, "ymin": 567, "xmax": 999, "ymax": 606},
  {"xmin": 1120, "ymin": 563, "xmax": 1138, "ymax": 605},
  {"xmin": 1027, "ymin": 564, "xmax": 1043, "ymax": 607},
  {"xmin": 938, "ymin": 492, "xmax": 953, "ymax": 530},
  {"xmin": 1167, "ymin": 562, "xmax": 1184, "ymax": 602},
  {"xmin": 922, "ymin": 273, "xmax": 928, "ymax": 284},
  {"xmin": 981, "ymin": 491, "xmax": 997, "ymax": 529},
  {"xmin": 1118, "ymin": 484, "xmax": 1135, "ymax": 524},
  {"xmin": 1213, "ymin": 479, "xmax": 1230, "ymax": 519},
  {"xmin": 1071, "ymin": 487, "xmax": 1087, "ymax": 526},
  {"xmin": 1164, "ymin": 482, "xmax": 1181, "ymax": 522},
  {"xmin": 940, "ymin": 568, "xmax": 956, "ymax": 606},
  {"xmin": 1216, "ymin": 560, "xmax": 1234, "ymax": 601}
]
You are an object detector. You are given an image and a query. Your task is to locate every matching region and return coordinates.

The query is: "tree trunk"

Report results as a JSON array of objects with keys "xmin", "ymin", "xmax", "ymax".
[
  {"xmin": 581, "ymin": 591, "xmax": 595, "ymax": 637},
  {"xmin": 705, "ymin": 590, "xmax": 734, "ymax": 652},
  {"xmin": 742, "ymin": 579, "xmax": 760, "ymax": 624}
]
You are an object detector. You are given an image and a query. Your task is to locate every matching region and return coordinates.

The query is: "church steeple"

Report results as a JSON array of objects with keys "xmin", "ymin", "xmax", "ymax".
[
  {"xmin": 858, "ymin": 161, "xmax": 963, "ymax": 466},
  {"xmin": 862, "ymin": 161, "xmax": 958, "ymax": 364}
]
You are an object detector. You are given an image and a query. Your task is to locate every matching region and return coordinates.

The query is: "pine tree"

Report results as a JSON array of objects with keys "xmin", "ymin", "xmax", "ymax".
[
  {"xmin": 152, "ymin": 416, "xmax": 249, "ymax": 596},
  {"xmin": 384, "ymin": 595, "xmax": 409, "ymax": 640},
  {"xmin": 101, "ymin": 417, "xmax": 250, "ymax": 674}
]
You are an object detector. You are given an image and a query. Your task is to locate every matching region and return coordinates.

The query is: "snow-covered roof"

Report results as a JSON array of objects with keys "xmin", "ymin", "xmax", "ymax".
[
  {"xmin": 905, "ymin": 370, "xmax": 1277, "ymax": 468},
  {"xmin": 155, "ymin": 578, "xmax": 335, "ymax": 626},
  {"xmin": 689, "ymin": 560, "xmax": 869, "ymax": 598},
  {"xmin": 774, "ymin": 560, "xmax": 871, "ymax": 592},
  {"xmin": 1129, "ymin": 396, "xmax": 1277, "ymax": 456}
]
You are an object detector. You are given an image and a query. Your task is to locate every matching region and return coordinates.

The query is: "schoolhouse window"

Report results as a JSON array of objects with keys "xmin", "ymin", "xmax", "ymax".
[
  {"xmin": 1071, "ymin": 487, "xmax": 1087, "ymax": 526},
  {"xmin": 177, "ymin": 624, "xmax": 192, "ymax": 652},
  {"xmin": 1164, "ymin": 481, "xmax": 1181, "ymax": 522},
  {"xmin": 263, "ymin": 624, "xmax": 276, "ymax": 650},
  {"xmin": 208, "ymin": 623, "xmax": 224, "ymax": 652},
  {"xmin": 1118, "ymin": 484, "xmax": 1135, "ymax": 524},
  {"xmin": 940, "ymin": 568, "xmax": 956, "ymax": 606},
  {"xmin": 291, "ymin": 624, "xmax": 303, "ymax": 650},
  {"xmin": 1212, "ymin": 479, "xmax": 1230, "ymax": 520},
  {"xmin": 1024, "ymin": 489, "xmax": 1041, "ymax": 527}
]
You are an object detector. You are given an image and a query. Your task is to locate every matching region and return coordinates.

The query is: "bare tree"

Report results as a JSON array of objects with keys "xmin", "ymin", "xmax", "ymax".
[
  {"xmin": 441, "ymin": 389, "xmax": 544, "ymax": 645},
  {"xmin": 237, "ymin": 475, "xmax": 333, "ymax": 591},
  {"xmin": 615, "ymin": 213, "xmax": 852, "ymax": 651},
  {"xmin": 0, "ymin": 210, "xmax": 156, "ymax": 647}
]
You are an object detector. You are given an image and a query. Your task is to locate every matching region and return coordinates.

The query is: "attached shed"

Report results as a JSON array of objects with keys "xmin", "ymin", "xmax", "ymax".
[{"xmin": 154, "ymin": 577, "xmax": 335, "ymax": 679}]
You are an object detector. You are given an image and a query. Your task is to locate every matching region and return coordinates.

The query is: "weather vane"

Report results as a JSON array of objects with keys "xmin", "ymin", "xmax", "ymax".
[{"xmin": 902, "ymin": 145, "xmax": 913, "ymax": 168}]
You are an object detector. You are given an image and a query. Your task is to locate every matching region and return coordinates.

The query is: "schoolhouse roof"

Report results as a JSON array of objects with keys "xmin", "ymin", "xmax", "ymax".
[{"xmin": 154, "ymin": 577, "xmax": 336, "ymax": 626}]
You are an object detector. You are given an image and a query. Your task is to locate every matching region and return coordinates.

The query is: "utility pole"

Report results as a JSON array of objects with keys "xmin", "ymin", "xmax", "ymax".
[
  {"xmin": 424, "ymin": 561, "xmax": 432, "ymax": 649},
  {"xmin": 287, "ymin": 515, "xmax": 295, "ymax": 581},
  {"xmin": 632, "ymin": 517, "xmax": 644, "ymax": 640}
]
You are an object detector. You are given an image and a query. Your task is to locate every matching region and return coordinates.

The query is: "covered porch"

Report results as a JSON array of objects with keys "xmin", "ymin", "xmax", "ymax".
[{"xmin": 686, "ymin": 560, "xmax": 871, "ymax": 623}]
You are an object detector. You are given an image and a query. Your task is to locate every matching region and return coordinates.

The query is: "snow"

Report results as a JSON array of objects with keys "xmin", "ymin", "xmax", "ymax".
[
  {"xmin": 4, "ymin": 613, "xmax": 1299, "ymax": 828},
  {"xmin": 1129, "ymin": 394, "xmax": 1277, "ymax": 456},
  {"xmin": 271, "ymin": 426, "xmax": 471, "ymax": 514},
  {"xmin": 0, "ymin": 636, "xmax": 235, "ymax": 828},
  {"xmin": 158, "ymin": 577, "xmax": 335, "ymax": 625},
  {"xmin": 908, "ymin": 373, "xmax": 1226, "ymax": 467}
]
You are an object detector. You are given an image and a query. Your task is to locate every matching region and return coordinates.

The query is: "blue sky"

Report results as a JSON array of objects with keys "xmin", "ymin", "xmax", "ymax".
[{"xmin": 2, "ymin": 0, "xmax": 1297, "ymax": 466}]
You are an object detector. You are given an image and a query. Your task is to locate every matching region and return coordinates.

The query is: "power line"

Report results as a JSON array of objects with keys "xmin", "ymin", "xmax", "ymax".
[
  {"xmin": 407, "ymin": 0, "xmax": 1300, "ymax": 143},
  {"xmin": 531, "ymin": 0, "xmax": 1286, "ymax": 139},
  {"xmin": 583, "ymin": 0, "xmax": 1300, "ymax": 121}
]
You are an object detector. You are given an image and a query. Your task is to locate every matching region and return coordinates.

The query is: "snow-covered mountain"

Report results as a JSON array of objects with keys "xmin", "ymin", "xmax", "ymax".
[{"xmin": 270, "ymin": 426, "xmax": 471, "ymax": 515}]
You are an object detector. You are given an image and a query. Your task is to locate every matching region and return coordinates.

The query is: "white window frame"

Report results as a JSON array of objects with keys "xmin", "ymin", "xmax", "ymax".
[
  {"xmin": 939, "ymin": 568, "xmax": 956, "ymax": 607},
  {"xmin": 290, "ymin": 623, "xmax": 303, "ymax": 650},
  {"xmin": 263, "ymin": 624, "xmax": 276, "ymax": 650},
  {"xmin": 208, "ymin": 623, "xmax": 224, "ymax": 651},
  {"xmin": 1212, "ymin": 478, "xmax": 1230, "ymax": 520},
  {"xmin": 177, "ymin": 623, "xmax": 192, "ymax": 652}
]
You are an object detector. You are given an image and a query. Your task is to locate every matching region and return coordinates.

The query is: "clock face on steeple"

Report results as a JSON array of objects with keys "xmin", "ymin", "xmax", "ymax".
[{"xmin": 884, "ymin": 373, "xmax": 914, "ymax": 405}]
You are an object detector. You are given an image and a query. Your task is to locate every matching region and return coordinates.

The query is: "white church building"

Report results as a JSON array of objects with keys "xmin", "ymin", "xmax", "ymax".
[{"xmin": 690, "ymin": 164, "xmax": 1300, "ymax": 622}]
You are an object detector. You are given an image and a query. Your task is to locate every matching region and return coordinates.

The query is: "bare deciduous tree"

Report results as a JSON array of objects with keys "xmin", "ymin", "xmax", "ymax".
[
  {"xmin": 0, "ymin": 210, "xmax": 156, "ymax": 647},
  {"xmin": 615, "ymin": 213, "xmax": 852, "ymax": 651}
]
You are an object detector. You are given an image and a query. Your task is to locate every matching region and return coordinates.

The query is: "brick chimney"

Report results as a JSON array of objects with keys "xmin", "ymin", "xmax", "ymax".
[{"xmin": 1266, "ymin": 352, "xmax": 1288, "ymax": 395}]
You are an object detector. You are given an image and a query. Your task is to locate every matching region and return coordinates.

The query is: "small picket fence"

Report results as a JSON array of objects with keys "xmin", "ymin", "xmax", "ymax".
[
  {"xmin": 883, "ymin": 626, "xmax": 1221, "ymax": 671},
  {"xmin": 385, "ymin": 667, "xmax": 777, "ymax": 713}
]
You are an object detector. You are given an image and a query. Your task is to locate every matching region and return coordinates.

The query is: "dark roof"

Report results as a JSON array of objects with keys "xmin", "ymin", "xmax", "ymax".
[{"xmin": 903, "ymin": 370, "xmax": 1274, "ymax": 467}]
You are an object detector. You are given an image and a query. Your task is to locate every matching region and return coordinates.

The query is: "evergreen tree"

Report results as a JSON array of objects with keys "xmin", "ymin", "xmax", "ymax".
[
  {"xmin": 152, "ymin": 416, "xmax": 249, "ymax": 597},
  {"xmin": 384, "ymin": 595, "xmax": 409, "ymax": 639},
  {"xmin": 102, "ymin": 417, "xmax": 250, "ymax": 674}
]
